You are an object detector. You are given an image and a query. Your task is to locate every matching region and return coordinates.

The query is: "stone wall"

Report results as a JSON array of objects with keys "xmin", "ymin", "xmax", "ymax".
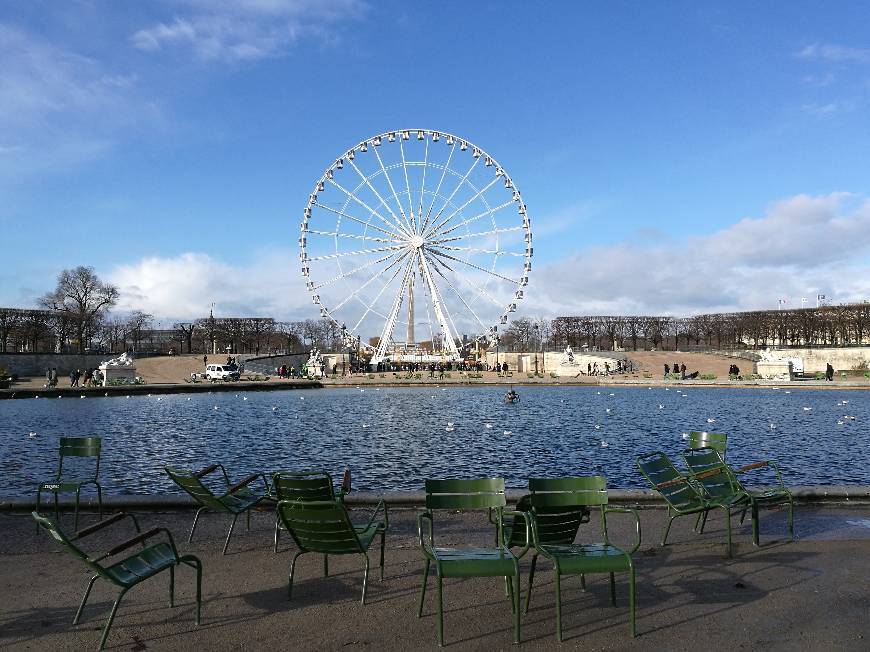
[
  {"xmin": 746, "ymin": 347, "xmax": 870, "ymax": 373},
  {"xmin": 0, "ymin": 353, "xmax": 109, "ymax": 377}
]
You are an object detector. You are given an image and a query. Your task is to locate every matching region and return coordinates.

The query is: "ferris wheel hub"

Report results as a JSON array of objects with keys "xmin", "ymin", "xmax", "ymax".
[{"xmin": 409, "ymin": 235, "xmax": 425, "ymax": 249}]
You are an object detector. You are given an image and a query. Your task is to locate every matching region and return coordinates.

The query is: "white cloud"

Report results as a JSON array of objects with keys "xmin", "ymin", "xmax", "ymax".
[
  {"xmin": 523, "ymin": 193, "xmax": 870, "ymax": 317},
  {"xmin": 131, "ymin": 0, "xmax": 366, "ymax": 62},
  {"xmin": 797, "ymin": 43, "xmax": 870, "ymax": 64},
  {"xmin": 0, "ymin": 24, "xmax": 156, "ymax": 197},
  {"xmin": 109, "ymin": 251, "xmax": 310, "ymax": 321}
]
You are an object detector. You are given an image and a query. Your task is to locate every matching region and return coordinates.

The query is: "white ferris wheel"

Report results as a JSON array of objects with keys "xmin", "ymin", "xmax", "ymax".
[{"xmin": 299, "ymin": 129, "xmax": 533, "ymax": 365}]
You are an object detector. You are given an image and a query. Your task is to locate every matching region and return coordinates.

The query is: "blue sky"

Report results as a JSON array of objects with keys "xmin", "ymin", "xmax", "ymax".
[{"xmin": 2, "ymin": 1, "xmax": 870, "ymax": 329}]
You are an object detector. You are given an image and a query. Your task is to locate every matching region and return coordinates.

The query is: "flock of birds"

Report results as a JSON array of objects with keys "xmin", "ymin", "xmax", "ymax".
[{"xmin": 23, "ymin": 387, "xmax": 862, "ymax": 449}]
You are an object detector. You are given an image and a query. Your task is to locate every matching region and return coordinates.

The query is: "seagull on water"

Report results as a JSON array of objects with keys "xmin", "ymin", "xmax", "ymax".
[
  {"xmin": 485, "ymin": 424, "xmax": 493, "ymax": 429},
  {"xmin": 28, "ymin": 431, "xmax": 38, "ymax": 438},
  {"xmin": 706, "ymin": 418, "xmax": 716, "ymax": 423},
  {"xmin": 658, "ymin": 404, "xmax": 665, "ymax": 409},
  {"xmin": 600, "ymin": 441, "xmax": 609, "ymax": 448},
  {"xmin": 503, "ymin": 430, "xmax": 512, "ymax": 436},
  {"xmin": 681, "ymin": 433, "xmax": 689, "ymax": 439},
  {"xmin": 802, "ymin": 407, "xmax": 812, "ymax": 411}
]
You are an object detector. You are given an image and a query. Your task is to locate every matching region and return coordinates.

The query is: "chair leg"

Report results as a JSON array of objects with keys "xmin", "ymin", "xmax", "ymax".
[
  {"xmin": 95, "ymin": 482, "xmax": 103, "ymax": 522},
  {"xmin": 525, "ymin": 554, "xmax": 537, "ymax": 613},
  {"xmin": 436, "ymin": 573, "xmax": 444, "ymax": 647},
  {"xmin": 693, "ymin": 511, "xmax": 703, "ymax": 532},
  {"xmin": 246, "ymin": 509, "xmax": 251, "ymax": 531},
  {"xmin": 74, "ymin": 487, "xmax": 81, "ymax": 531},
  {"xmin": 74, "ymin": 575, "xmax": 99, "ymax": 624},
  {"xmin": 418, "ymin": 559, "xmax": 430, "ymax": 617},
  {"xmin": 379, "ymin": 529, "xmax": 385, "ymax": 581},
  {"xmin": 609, "ymin": 572, "xmax": 616, "ymax": 606},
  {"xmin": 724, "ymin": 508, "xmax": 733, "ymax": 558},
  {"xmin": 513, "ymin": 568, "xmax": 521, "ymax": 644},
  {"xmin": 751, "ymin": 502, "xmax": 760, "ymax": 547},
  {"xmin": 288, "ymin": 551, "xmax": 304, "ymax": 599},
  {"xmin": 323, "ymin": 554, "xmax": 329, "ymax": 577},
  {"xmin": 699, "ymin": 510, "xmax": 709, "ymax": 534},
  {"xmin": 98, "ymin": 588, "xmax": 129, "ymax": 650},
  {"xmin": 555, "ymin": 570, "xmax": 563, "ymax": 642},
  {"xmin": 788, "ymin": 498, "xmax": 795, "ymax": 540},
  {"xmin": 189, "ymin": 507, "xmax": 206, "ymax": 543},
  {"xmin": 274, "ymin": 514, "xmax": 280, "ymax": 553},
  {"xmin": 169, "ymin": 566, "xmax": 175, "ymax": 607},
  {"xmin": 361, "ymin": 554, "xmax": 370, "ymax": 605},
  {"xmin": 629, "ymin": 564, "xmax": 636, "ymax": 637},
  {"xmin": 180, "ymin": 555, "xmax": 203, "ymax": 626},
  {"xmin": 580, "ymin": 573, "xmax": 586, "ymax": 591},
  {"xmin": 661, "ymin": 513, "xmax": 678, "ymax": 546},
  {"xmin": 222, "ymin": 513, "xmax": 239, "ymax": 555},
  {"xmin": 54, "ymin": 491, "xmax": 60, "ymax": 522},
  {"xmin": 35, "ymin": 489, "xmax": 42, "ymax": 534}
]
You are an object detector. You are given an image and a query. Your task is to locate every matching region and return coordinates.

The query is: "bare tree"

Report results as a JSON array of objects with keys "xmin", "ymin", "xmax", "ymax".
[
  {"xmin": 173, "ymin": 322, "xmax": 197, "ymax": 354},
  {"xmin": 39, "ymin": 266, "xmax": 119, "ymax": 354}
]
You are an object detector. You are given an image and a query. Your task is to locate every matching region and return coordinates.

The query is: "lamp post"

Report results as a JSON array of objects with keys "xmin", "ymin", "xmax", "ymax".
[
  {"xmin": 341, "ymin": 323, "xmax": 347, "ymax": 377},
  {"xmin": 540, "ymin": 323, "xmax": 545, "ymax": 374},
  {"xmin": 533, "ymin": 323, "xmax": 539, "ymax": 374}
]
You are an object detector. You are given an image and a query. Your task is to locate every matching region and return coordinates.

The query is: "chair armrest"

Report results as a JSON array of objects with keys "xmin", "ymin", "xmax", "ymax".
[
  {"xmin": 360, "ymin": 499, "xmax": 389, "ymax": 531},
  {"xmin": 94, "ymin": 527, "xmax": 180, "ymax": 561},
  {"xmin": 73, "ymin": 512, "xmax": 140, "ymax": 540},
  {"xmin": 603, "ymin": 507, "xmax": 642, "ymax": 555},
  {"xmin": 503, "ymin": 510, "xmax": 531, "ymax": 559},
  {"xmin": 226, "ymin": 472, "xmax": 268, "ymax": 495},
  {"xmin": 195, "ymin": 464, "xmax": 221, "ymax": 478},
  {"xmin": 417, "ymin": 510, "xmax": 434, "ymax": 553},
  {"xmin": 655, "ymin": 476, "xmax": 687, "ymax": 489},
  {"xmin": 734, "ymin": 460, "xmax": 769, "ymax": 473}
]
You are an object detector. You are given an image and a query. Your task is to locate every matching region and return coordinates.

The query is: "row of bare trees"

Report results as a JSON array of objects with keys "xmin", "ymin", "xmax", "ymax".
[{"xmin": 495, "ymin": 304, "xmax": 870, "ymax": 353}]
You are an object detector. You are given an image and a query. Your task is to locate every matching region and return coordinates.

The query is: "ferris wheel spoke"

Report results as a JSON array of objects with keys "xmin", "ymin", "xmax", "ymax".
[
  {"xmin": 427, "ymin": 248, "xmax": 519, "ymax": 285},
  {"xmin": 399, "ymin": 140, "xmax": 417, "ymax": 232},
  {"xmin": 431, "ymin": 199, "xmax": 516, "ymax": 238},
  {"xmin": 373, "ymin": 257, "xmax": 416, "ymax": 359},
  {"xmin": 306, "ymin": 228, "xmax": 397, "ymax": 244},
  {"xmin": 425, "ymin": 250, "xmax": 507, "ymax": 310},
  {"xmin": 307, "ymin": 244, "xmax": 403, "ymax": 262},
  {"xmin": 417, "ymin": 251, "xmax": 461, "ymax": 359},
  {"xmin": 349, "ymin": 253, "xmax": 411, "ymax": 334},
  {"xmin": 434, "ymin": 245, "xmax": 525, "ymax": 256},
  {"xmin": 424, "ymin": 156, "xmax": 481, "ymax": 237},
  {"xmin": 327, "ymin": 179, "xmax": 409, "ymax": 238},
  {"xmin": 426, "ymin": 175, "xmax": 500, "ymax": 238},
  {"xmin": 313, "ymin": 202, "xmax": 401, "ymax": 240},
  {"xmin": 430, "ymin": 225, "xmax": 524, "ymax": 244},
  {"xmin": 345, "ymin": 157, "xmax": 410, "ymax": 237},
  {"xmin": 372, "ymin": 145, "xmax": 414, "ymax": 235},
  {"xmin": 418, "ymin": 137, "xmax": 430, "ymax": 232},
  {"xmin": 419, "ymin": 141, "xmax": 455, "ymax": 235},
  {"xmin": 312, "ymin": 249, "xmax": 402, "ymax": 291},
  {"xmin": 424, "ymin": 254, "xmax": 491, "ymax": 332},
  {"xmin": 336, "ymin": 249, "xmax": 410, "ymax": 315}
]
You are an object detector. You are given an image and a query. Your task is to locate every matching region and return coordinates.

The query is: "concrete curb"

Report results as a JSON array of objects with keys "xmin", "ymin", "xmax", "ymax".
[
  {"xmin": 4, "ymin": 485, "xmax": 870, "ymax": 511},
  {"xmin": 0, "ymin": 380, "xmax": 321, "ymax": 399}
]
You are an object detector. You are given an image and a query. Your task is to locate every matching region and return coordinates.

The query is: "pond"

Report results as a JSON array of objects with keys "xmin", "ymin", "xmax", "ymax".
[{"xmin": 1, "ymin": 385, "xmax": 867, "ymax": 496}]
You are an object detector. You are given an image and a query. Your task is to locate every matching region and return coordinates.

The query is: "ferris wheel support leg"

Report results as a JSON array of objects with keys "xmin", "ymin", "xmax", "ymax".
[
  {"xmin": 372, "ymin": 258, "xmax": 415, "ymax": 366},
  {"xmin": 417, "ymin": 251, "xmax": 461, "ymax": 361}
]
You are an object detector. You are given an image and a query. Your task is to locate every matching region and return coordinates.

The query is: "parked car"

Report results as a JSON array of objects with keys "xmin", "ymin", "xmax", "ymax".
[{"xmin": 205, "ymin": 364, "xmax": 240, "ymax": 382}]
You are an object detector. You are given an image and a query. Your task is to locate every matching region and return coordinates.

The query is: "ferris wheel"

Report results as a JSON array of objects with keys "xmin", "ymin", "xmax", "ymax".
[{"xmin": 299, "ymin": 129, "xmax": 533, "ymax": 365}]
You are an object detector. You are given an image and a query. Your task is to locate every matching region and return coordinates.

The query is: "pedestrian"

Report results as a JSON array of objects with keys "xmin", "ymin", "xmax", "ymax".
[
  {"xmin": 49, "ymin": 367, "xmax": 58, "ymax": 387},
  {"xmin": 203, "ymin": 354, "xmax": 208, "ymax": 367},
  {"xmin": 664, "ymin": 363, "xmax": 670, "ymax": 378},
  {"xmin": 680, "ymin": 363, "xmax": 687, "ymax": 379},
  {"xmin": 502, "ymin": 361, "xmax": 508, "ymax": 375},
  {"xmin": 825, "ymin": 363, "xmax": 834, "ymax": 381},
  {"xmin": 69, "ymin": 370, "xmax": 76, "ymax": 386},
  {"xmin": 45, "ymin": 367, "xmax": 52, "ymax": 387}
]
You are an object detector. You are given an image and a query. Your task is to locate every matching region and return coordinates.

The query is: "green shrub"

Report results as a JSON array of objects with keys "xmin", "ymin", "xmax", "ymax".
[
  {"xmin": 814, "ymin": 371, "xmax": 825, "ymax": 380},
  {"xmin": 444, "ymin": 372, "xmax": 452, "ymax": 378},
  {"xmin": 367, "ymin": 374, "xmax": 375, "ymax": 379},
  {"xmin": 699, "ymin": 374, "xmax": 717, "ymax": 380},
  {"xmin": 527, "ymin": 373, "xmax": 535, "ymax": 378},
  {"xmin": 550, "ymin": 372, "xmax": 559, "ymax": 378}
]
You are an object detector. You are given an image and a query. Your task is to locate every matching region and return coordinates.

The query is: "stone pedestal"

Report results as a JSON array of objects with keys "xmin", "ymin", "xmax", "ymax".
[
  {"xmin": 554, "ymin": 363, "xmax": 581, "ymax": 377},
  {"xmin": 756, "ymin": 360, "xmax": 792, "ymax": 380},
  {"xmin": 99, "ymin": 364, "xmax": 137, "ymax": 386}
]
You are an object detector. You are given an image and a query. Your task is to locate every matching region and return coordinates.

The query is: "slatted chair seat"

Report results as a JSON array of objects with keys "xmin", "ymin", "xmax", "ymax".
[
  {"xmin": 517, "ymin": 477, "xmax": 640, "ymax": 641},
  {"xmin": 277, "ymin": 498, "xmax": 388, "ymax": 604},
  {"xmin": 36, "ymin": 437, "xmax": 103, "ymax": 532},
  {"xmin": 417, "ymin": 477, "xmax": 528, "ymax": 646},
  {"xmin": 682, "ymin": 447, "xmax": 794, "ymax": 546},
  {"xmin": 637, "ymin": 451, "xmax": 750, "ymax": 557},
  {"xmin": 271, "ymin": 470, "xmax": 351, "ymax": 553},
  {"xmin": 165, "ymin": 464, "xmax": 271, "ymax": 555},
  {"xmin": 33, "ymin": 511, "xmax": 202, "ymax": 650}
]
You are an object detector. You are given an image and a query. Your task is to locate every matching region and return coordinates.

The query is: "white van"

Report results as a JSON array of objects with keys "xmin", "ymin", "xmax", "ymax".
[{"xmin": 205, "ymin": 364, "xmax": 240, "ymax": 382}]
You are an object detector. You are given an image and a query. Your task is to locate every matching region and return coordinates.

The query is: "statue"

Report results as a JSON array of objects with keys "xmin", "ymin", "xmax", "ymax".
[
  {"xmin": 305, "ymin": 348, "xmax": 323, "ymax": 378},
  {"xmin": 561, "ymin": 346, "xmax": 575, "ymax": 365},
  {"xmin": 102, "ymin": 352, "xmax": 135, "ymax": 367}
]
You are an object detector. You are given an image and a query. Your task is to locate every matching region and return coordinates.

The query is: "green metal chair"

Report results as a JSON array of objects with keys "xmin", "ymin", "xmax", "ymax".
[
  {"xmin": 36, "ymin": 436, "xmax": 103, "ymax": 532},
  {"xmin": 32, "ymin": 511, "xmax": 202, "ymax": 650},
  {"xmin": 276, "ymin": 498, "xmax": 387, "ymax": 604},
  {"xmin": 417, "ymin": 477, "xmax": 529, "ymax": 646},
  {"xmin": 682, "ymin": 447, "xmax": 794, "ymax": 546},
  {"xmin": 636, "ymin": 451, "xmax": 750, "ymax": 557},
  {"xmin": 518, "ymin": 477, "xmax": 640, "ymax": 641},
  {"xmin": 165, "ymin": 464, "xmax": 270, "ymax": 554},
  {"xmin": 688, "ymin": 431, "xmax": 728, "ymax": 458},
  {"xmin": 271, "ymin": 470, "xmax": 351, "ymax": 552}
]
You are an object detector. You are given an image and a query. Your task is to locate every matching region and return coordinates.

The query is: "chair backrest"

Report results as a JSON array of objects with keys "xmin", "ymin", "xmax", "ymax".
[
  {"xmin": 681, "ymin": 447, "xmax": 741, "ymax": 499},
  {"xmin": 58, "ymin": 437, "xmax": 101, "ymax": 479},
  {"xmin": 276, "ymin": 499, "xmax": 362, "ymax": 554},
  {"xmin": 273, "ymin": 471, "xmax": 337, "ymax": 502},
  {"xmin": 636, "ymin": 451, "xmax": 704, "ymax": 510},
  {"xmin": 523, "ymin": 477, "xmax": 601, "ymax": 546},
  {"xmin": 32, "ymin": 512, "xmax": 105, "ymax": 576},
  {"xmin": 165, "ymin": 466, "xmax": 225, "ymax": 511},
  {"xmin": 424, "ymin": 478, "xmax": 506, "ymax": 511},
  {"xmin": 688, "ymin": 431, "xmax": 727, "ymax": 458}
]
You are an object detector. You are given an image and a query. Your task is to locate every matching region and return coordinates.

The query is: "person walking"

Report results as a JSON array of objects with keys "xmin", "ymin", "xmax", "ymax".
[
  {"xmin": 203, "ymin": 354, "xmax": 208, "ymax": 367},
  {"xmin": 825, "ymin": 363, "xmax": 834, "ymax": 381},
  {"xmin": 664, "ymin": 363, "xmax": 670, "ymax": 378},
  {"xmin": 680, "ymin": 363, "xmax": 687, "ymax": 380},
  {"xmin": 69, "ymin": 370, "xmax": 76, "ymax": 387}
]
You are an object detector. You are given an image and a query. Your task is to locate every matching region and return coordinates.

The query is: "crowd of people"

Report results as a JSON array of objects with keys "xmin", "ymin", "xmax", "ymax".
[
  {"xmin": 585, "ymin": 359, "xmax": 633, "ymax": 376},
  {"xmin": 663, "ymin": 362, "xmax": 699, "ymax": 380},
  {"xmin": 43, "ymin": 367, "xmax": 104, "ymax": 388}
]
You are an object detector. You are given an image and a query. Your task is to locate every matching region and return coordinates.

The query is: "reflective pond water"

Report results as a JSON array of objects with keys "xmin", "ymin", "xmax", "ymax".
[{"xmin": 1, "ymin": 385, "xmax": 868, "ymax": 496}]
